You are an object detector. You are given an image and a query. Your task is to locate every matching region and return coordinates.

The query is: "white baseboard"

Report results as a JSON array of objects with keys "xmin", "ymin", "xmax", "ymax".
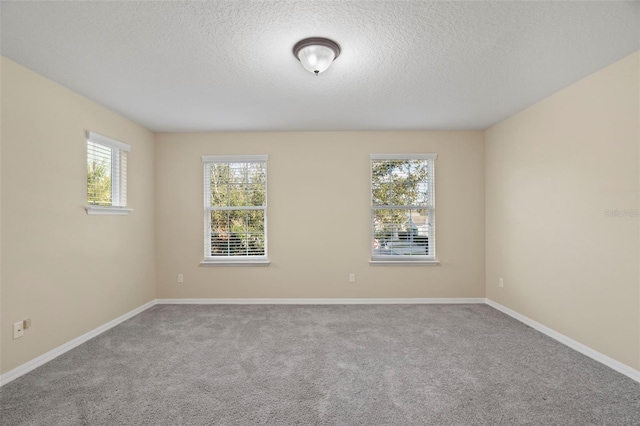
[
  {"xmin": 486, "ymin": 298, "xmax": 640, "ymax": 384},
  {"xmin": 155, "ymin": 298, "xmax": 487, "ymax": 305},
  {"xmin": 0, "ymin": 300, "xmax": 156, "ymax": 387}
]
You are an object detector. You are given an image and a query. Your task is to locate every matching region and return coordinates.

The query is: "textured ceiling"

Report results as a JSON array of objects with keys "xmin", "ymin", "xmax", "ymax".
[{"xmin": 1, "ymin": 1, "xmax": 639, "ymax": 132}]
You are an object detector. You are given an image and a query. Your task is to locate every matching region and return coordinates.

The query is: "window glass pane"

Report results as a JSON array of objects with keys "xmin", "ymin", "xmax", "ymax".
[
  {"xmin": 210, "ymin": 210, "xmax": 237, "ymax": 256},
  {"xmin": 206, "ymin": 159, "xmax": 267, "ymax": 259},
  {"xmin": 86, "ymin": 134, "xmax": 129, "ymax": 209},
  {"xmin": 406, "ymin": 160, "xmax": 430, "ymax": 206},
  {"xmin": 228, "ymin": 184, "xmax": 248, "ymax": 207},
  {"xmin": 372, "ymin": 159, "xmax": 430, "ymax": 206},
  {"xmin": 247, "ymin": 234, "xmax": 265, "ymax": 256},
  {"xmin": 247, "ymin": 163, "xmax": 266, "ymax": 183},
  {"xmin": 372, "ymin": 160, "xmax": 390, "ymax": 205},
  {"xmin": 210, "ymin": 210, "xmax": 229, "ymax": 256},
  {"xmin": 211, "ymin": 234, "xmax": 230, "ymax": 256},
  {"xmin": 245, "ymin": 163, "xmax": 266, "ymax": 206},
  {"xmin": 209, "ymin": 209, "xmax": 265, "ymax": 257},
  {"xmin": 372, "ymin": 208, "xmax": 430, "ymax": 256},
  {"xmin": 247, "ymin": 210, "xmax": 265, "ymax": 233},
  {"xmin": 228, "ymin": 163, "xmax": 245, "ymax": 185},
  {"xmin": 247, "ymin": 184, "xmax": 265, "ymax": 206},
  {"xmin": 209, "ymin": 162, "xmax": 266, "ymax": 207},
  {"xmin": 210, "ymin": 164, "xmax": 230, "ymax": 206},
  {"xmin": 227, "ymin": 209, "xmax": 246, "ymax": 234},
  {"xmin": 231, "ymin": 233, "xmax": 248, "ymax": 255},
  {"xmin": 415, "ymin": 181, "xmax": 429, "ymax": 205},
  {"xmin": 210, "ymin": 210, "xmax": 228, "ymax": 231},
  {"xmin": 87, "ymin": 141, "xmax": 113, "ymax": 206}
]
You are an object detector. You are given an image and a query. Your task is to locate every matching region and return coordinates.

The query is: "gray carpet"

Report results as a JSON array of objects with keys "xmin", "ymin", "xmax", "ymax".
[{"xmin": 1, "ymin": 304, "xmax": 639, "ymax": 425}]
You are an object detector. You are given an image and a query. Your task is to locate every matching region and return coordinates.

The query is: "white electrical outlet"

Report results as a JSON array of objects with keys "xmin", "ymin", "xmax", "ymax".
[
  {"xmin": 349, "ymin": 273, "xmax": 356, "ymax": 283},
  {"xmin": 13, "ymin": 322, "xmax": 24, "ymax": 339},
  {"xmin": 499, "ymin": 278, "xmax": 504, "ymax": 288},
  {"xmin": 177, "ymin": 274, "xmax": 184, "ymax": 283}
]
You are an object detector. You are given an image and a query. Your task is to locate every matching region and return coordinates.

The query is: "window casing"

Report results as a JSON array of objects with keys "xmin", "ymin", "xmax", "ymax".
[
  {"xmin": 86, "ymin": 131, "xmax": 131, "ymax": 215},
  {"xmin": 370, "ymin": 154, "xmax": 437, "ymax": 264},
  {"xmin": 202, "ymin": 155, "xmax": 268, "ymax": 265}
]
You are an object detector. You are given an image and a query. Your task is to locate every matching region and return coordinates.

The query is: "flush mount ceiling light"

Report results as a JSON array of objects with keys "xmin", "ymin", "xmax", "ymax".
[{"xmin": 293, "ymin": 37, "xmax": 341, "ymax": 76}]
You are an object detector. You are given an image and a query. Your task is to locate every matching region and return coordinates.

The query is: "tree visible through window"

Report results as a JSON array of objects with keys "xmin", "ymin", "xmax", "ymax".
[
  {"xmin": 371, "ymin": 154, "xmax": 437, "ymax": 261},
  {"xmin": 87, "ymin": 141, "xmax": 113, "ymax": 205},
  {"xmin": 86, "ymin": 132, "xmax": 129, "ymax": 208},
  {"xmin": 203, "ymin": 155, "xmax": 267, "ymax": 261}
]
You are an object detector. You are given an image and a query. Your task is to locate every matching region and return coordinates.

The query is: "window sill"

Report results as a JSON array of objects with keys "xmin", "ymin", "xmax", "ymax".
[
  {"xmin": 369, "ymin": 259, "xmax": 440, "ymax": 266},
  {"xmin": 85, "ymin": 206, "xmax": 133, "ymax": 215},
  {"xmin": 200, "ymin": 259, "xmax": 270, "ymax": 267}
]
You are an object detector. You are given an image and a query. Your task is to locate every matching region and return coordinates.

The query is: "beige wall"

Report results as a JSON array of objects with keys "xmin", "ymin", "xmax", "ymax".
[
  {"xmin": 155, "ymin": 131, "xmax": 485, "ymax": 299},
  {"xmin": 0, "ymin": 57, "xmax": 156, "ymax": 374},
  {"xmin": 3, "ymin": 46, "xmax": 638, "ymax": 378},
  {"xmin": 486, "ymin": 52, "xmax": 640, "ymax": 370}
]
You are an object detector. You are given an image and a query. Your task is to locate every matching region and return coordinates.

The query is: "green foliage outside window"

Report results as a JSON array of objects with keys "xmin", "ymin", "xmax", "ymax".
[
  {"xmin": 87, "ymin": 159, "xmax": 112, "ymax": 206},
  {"xmin": 372, "ymin": 159, "xmax": 430, "ymax": 242},
  {"xmin": 209, "ymin": 163, "xmax": 266, "ymax": 256}
]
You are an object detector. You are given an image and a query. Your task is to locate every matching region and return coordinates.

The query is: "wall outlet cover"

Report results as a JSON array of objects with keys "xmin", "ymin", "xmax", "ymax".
[{"xmin": 13, "ymin": 322, "xmax": 24, "ymax": 339}]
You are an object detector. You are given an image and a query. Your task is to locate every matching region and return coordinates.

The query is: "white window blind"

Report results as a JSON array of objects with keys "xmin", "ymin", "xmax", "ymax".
[
  {"xmin": 86, "ymin": 131, "xmax": 130, "ymax": 208},
  {"xmin": 370, "ymin": 154, "xmax": 437, "ymax": 262},
  {"xmin": 202, "ymin": 155, "xmax": 268, "ymax": 262}
]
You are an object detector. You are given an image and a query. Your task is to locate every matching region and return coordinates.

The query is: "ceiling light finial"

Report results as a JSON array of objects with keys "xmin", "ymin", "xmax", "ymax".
[{"xmin": 293, "ymin": 37, "xmax": 341, "ymax": 76}]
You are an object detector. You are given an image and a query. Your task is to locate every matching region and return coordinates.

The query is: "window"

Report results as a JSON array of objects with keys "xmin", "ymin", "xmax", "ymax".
[
  {"xmin": 202, "ymin": 155, "xmax": 268, "ymax": 265},
  {"xmin": 370, "ymin": 154, "xmax": 438, "ymax": 264},
  {"xmin": 85, "ymin": 131, "xmax": 132, "ymax": 215}
]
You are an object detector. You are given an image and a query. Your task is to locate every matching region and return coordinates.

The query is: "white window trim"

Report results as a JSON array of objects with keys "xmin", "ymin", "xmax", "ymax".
[
  {"xmin": 202, "ymin": 155, "xmax": 269, "ymax": 266},
  {"xmin": 87, "ymin": 131, "xmax": 131, "ymax": 152},
  {"xmin": 370, "ymin": 153, "xmax": 437, "ymax": 161},
  {"xmin": 200, "ymin": 259, "xmax": 270, "ymax": 267},
  {"xmin": 85, "ymin": 131, "xmax": 132, "ymax": 216},
  {"xmin": 370, "ymin": 153, "xmax": 438, "ymax": 265},
  {"xmin": 202, "ymin": 154, "xmax": 267, "ymax": 163},
  {"xmin": 369, "ymin": 260, "xmax": 441, "ymax": 266},
  {"xmin": 85, "ymin": 206, "xmax": 134, "ymax": 215}
]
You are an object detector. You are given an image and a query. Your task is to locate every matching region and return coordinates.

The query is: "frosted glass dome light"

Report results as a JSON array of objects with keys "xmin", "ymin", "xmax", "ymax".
[{"xmin": 293, "ymin": 38, "xmax": 341, "ymax": 76}]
